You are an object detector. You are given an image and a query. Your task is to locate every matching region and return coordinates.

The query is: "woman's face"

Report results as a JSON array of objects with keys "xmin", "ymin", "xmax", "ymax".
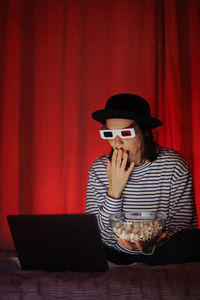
[{"xmin": 105, "ymin": 118, "xmax": 144, "ymax": 165}]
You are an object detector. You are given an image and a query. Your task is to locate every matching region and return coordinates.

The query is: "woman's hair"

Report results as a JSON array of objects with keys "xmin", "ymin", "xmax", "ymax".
[
  {"xmin": 108, "ymin": 122, "xmax": 159, "ymax": 165},
  {"xmin": 137, "ymin": 123, "xmax": 158, "ymax": 162}
]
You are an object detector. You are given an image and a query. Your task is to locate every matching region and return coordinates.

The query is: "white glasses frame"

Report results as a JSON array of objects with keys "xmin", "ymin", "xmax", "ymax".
[{"xmin": 99, "ymin": 127, "xmax": 136, "ymax": 140}]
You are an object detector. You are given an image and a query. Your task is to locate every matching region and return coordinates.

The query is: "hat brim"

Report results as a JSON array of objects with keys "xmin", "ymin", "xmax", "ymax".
[{"xmin": 92, "ymin": 109, "xmax": 163, "ymax": 129}]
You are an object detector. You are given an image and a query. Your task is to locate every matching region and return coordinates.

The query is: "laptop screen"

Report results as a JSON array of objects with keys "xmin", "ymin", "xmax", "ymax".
[{"xmin": 7, "ymin": 214, "xmax": 108, "ymax": 272}]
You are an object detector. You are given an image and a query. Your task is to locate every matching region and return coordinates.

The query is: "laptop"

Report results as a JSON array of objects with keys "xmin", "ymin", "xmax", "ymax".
[{"xmin": 7, "ymin": 214, "xmax": 109, "ymax": 272}]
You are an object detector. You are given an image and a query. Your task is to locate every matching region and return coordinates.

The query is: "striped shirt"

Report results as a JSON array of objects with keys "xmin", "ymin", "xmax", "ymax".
[{"xmin": 86, "ymin": 145, "xmax": 198, "ymax": 254}]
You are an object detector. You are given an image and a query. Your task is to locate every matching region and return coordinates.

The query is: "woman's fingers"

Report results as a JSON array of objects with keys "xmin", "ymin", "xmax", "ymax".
[
  {"xmin": 116, "ymin": 233, "xmax": 167, "ymax": 252},
  {"xmin": 134, "ymin": 240, "xmax": 143, "ymax": 250},
  {"xmin": 107, "ymin": 149, "xmax": 134, "ymax": 198},
  {"xmin": 157, "ymin": 232, "xmax": 167, "ymax": 241},
  {"xmin": 106, "ymin": 158, "xmax": 111, "ymax": 177},
  {"xmin": 116, "ymin": 237, "xmax": 137, "ymax": 250},
  {"xmin": 111, "ymin": 149, "xmax": 118, "ymax": 165},
  {"xmin": 112, "ymin": 149, "xmax": 130, "ymax": 170},
  {"xmin": 126, "ymin": 161, "xmax": 135, "ymax": 176},
  {"xmin": 116, "ymin": 149, "xmax": 123, "ymax": 166},
  {"xmin": 116, "ymin": 236, "xmax": 146, "ymax": 251},
  {"xmin": 121, "ymin": 151, "xmax": 128, "ymax": 168}
]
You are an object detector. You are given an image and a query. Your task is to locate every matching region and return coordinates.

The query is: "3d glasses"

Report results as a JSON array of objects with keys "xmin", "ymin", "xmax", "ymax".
[{"xmin": 99, "ymin": 127, "xmax": 136, "ymax": 139}]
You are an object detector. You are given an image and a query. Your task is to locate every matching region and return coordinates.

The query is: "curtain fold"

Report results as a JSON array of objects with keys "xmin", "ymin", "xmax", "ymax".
[{"xmin": 0, "ymin": 0, "xmax": 199, "ymax": 249}]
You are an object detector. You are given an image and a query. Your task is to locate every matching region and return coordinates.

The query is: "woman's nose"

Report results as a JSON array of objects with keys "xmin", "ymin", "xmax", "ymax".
[{"xmin": 114, "ymin": 135, "xmax": 124, "ymax": 146}]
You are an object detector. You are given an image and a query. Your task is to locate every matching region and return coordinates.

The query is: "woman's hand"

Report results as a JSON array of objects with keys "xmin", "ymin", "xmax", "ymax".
[
  {"xmin": 106, "ymin": 149, "xmax": 135, "ymax": 199},
  {"xmin": 116, "ymin": 236, "xmax": 139, "ymax": 250},
  {"xmin": 116, "ymin": 232, "xmax": 167, "ymax": 251}
]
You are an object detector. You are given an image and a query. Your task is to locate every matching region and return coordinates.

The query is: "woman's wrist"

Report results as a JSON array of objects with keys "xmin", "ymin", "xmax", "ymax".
[{"xmin": 107, "ymin": 188, "xmax": 121, "ymax": 199}]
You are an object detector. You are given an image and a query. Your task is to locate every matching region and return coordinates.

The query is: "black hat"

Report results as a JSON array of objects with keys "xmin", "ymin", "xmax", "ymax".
[{"xmin": 92, "ymin": 93, "xmax": 163, "ymax": 129}]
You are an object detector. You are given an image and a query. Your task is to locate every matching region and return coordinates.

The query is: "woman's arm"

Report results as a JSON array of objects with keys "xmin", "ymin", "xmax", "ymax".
[
  {"xmin": 86, "ymin": 157, "xmax": 138, "ymax": 253},
  {"xmin": 166, "ymin": 167, "xmax": 198, "ymax": 239},
  {"xmin": 86, "ymin": 166, "xmax": 122, "ymax": 248}
]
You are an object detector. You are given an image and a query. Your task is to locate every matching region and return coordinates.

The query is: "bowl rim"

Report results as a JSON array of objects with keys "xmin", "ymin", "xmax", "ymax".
[{"xmin": 109, "ymin": 211, "xmax": 167, "ymax": 222}]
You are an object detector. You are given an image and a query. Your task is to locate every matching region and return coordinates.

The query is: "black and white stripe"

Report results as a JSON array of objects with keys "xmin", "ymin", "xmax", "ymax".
[{"xmin": 86, "ymin": 145, "xmax": 198, "ymax": 254}]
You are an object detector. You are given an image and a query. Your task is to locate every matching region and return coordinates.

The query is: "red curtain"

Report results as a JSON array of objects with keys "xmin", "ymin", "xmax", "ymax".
[{"xmin": 0, "ymin": 0, "xmax": 199, "ymax": 249}]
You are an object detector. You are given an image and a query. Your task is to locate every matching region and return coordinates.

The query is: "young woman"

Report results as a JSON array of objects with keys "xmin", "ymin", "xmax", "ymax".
[{"xmin": 86, "ymin": 93, "xmax": 199, "ymax": 265}]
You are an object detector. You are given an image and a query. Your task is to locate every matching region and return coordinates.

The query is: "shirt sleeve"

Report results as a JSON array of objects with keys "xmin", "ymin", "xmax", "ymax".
[
  {"xmin": 166, "ymin": 166, "xmax": 198, "ymax": 239},
  {"xmin": 86, "ymin": 167, "xmax": 141, "ymax": 254},
  {"xmin": 86, "ymin": 167, "xmax": 120, "ymax": 248}
]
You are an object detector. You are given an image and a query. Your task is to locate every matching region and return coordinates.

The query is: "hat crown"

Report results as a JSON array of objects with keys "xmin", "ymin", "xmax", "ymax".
[
  {"xmin": 105, "ymin": 94, "xmax": 150, "ymax": 116},
  {"xmin": 91, "ymin": 93, "xmax": 162, "ymax": 128}
]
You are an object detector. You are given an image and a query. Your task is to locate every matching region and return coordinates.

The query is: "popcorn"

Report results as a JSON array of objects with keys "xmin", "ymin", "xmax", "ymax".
[{"xmin": 112, "ymin": 220, "xmax": 163, "ymax": 242}]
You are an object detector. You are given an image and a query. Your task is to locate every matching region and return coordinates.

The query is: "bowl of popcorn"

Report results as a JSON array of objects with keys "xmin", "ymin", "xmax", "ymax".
[{"xmin": 109, "ymin": 211, "xmax": 166, "ymax": 244}]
